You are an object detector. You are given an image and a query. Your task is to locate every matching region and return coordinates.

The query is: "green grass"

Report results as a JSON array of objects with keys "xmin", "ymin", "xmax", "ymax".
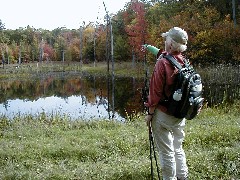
[
  {"xmin": 184, "ymin": 105, "xmax": 240, "ymax": 179},
  {"xmin": 0, "ymin": 104, "xmax": 239, "ymax": 180},
  {"xmin": 0, "ymin": 61, "xmax": 146, "ymax": 80},
  {"xmin": 0, "ymin": 62, "xmax": 239, "ymax": 179}
]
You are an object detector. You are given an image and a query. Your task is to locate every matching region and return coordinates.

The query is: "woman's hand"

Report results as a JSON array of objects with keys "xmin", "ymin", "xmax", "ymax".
[
  {"xmin": 141, "ymin": 44, "xmax": 148, "ymax": 52},
  {"xmin": 145, "ymin": 114, "xmax": 153, "ymax": 127}
]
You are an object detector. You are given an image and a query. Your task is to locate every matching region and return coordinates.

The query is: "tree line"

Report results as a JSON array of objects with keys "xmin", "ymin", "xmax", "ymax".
[{"xmin": 0, "ymin": 0, "xmax": 240, "ymax": 66}]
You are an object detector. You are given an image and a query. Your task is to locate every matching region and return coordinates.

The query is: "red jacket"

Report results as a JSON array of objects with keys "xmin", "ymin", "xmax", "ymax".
[{"xmin": 145, "ymin": 51, "xmax": 185, "ymax": 114}]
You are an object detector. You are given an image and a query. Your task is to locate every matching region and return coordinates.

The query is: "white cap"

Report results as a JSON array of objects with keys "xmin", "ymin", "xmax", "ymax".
[{"xmin": 162, "ymin": 27, "xmax": 188, "ymax": 45}]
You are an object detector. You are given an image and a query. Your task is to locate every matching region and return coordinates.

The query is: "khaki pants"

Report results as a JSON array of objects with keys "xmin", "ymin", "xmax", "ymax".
[{"xmin": 151, "ymin": 109, "xmax": 188, "ymax": 180}]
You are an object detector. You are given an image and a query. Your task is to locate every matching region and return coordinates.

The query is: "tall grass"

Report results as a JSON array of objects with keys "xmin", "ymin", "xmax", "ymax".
[
  {"xmin": 184, "ymin": 103, "xmax": 240, "ymax": 179},
  {"xmin": 0, "ymin": 103, "xmax": 239, "ymax": 180}
]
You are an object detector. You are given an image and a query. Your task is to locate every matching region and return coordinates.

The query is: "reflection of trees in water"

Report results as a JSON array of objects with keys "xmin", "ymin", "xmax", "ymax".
[
  {"xmin": 0, "ymin": 67, "xmax": 239, "ymax": 119},
  {"xmin": 0, "ymin": 74, "xmax": 136, "ymax": 119},
  {"xmin": 81, "ymin": 94, "xmax": 87, "ymax": 105},
  {"xmin": 97, "ymin": 91, "xmax": 108, "ymax": 107},
  {"xmin": 0, "ymin": 75, "xmax": 82, "ymax": 103}
]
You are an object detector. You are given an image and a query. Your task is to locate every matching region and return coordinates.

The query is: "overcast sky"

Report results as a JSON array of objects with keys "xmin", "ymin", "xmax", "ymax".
[{"xmin": 0, "ymin": 0, "xmax": 130, "ymax": 30}]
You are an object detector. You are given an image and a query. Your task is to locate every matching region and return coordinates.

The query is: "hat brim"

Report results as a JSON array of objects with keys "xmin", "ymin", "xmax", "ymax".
[{"xmin": 161, "ymin": 32, "xmax": 169, "ymax": 37}]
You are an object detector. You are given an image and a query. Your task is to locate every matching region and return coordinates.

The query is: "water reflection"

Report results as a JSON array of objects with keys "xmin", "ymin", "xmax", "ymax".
[
  {"xmin": 0, "ymin": 67, "xmax": 239, "ymax": 120},
  {"xmin": 1, "ymin": 95, "xmax": 124, "ymax": 121},
  {"xmin": 0, "ymin": 73, "xmax": 143, "ymax": 121}
]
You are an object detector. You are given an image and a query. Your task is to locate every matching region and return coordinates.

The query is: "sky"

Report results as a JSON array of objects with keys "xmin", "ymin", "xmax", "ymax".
[{"xmin": 0, "ymin": 0, "xmax": 130, "ymax": 30}]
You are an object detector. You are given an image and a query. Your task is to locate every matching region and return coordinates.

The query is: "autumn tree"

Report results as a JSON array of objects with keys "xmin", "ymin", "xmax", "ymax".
[
  {"xmin": 112, "ymin": 11, "xmax": 131, "ymax": 61},
  {"xmin": 1, "ymin": 0, "xmax": 240, "ymax": 65},
  {"xmin": 95, "ymin": 24, "xmax": 107, "ymax": 62},
  {"xmin": 124, "ymin": 0, "xmax": 148, "ymax": 61}
]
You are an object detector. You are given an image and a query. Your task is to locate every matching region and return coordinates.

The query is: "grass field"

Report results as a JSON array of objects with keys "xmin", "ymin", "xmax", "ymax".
[
  {"xmin": 0, "ymin": 61, "xmax": 239, "ymax": 179},
  {"xmin": 0, "ymin": 103, "xmax": 239, "ymax": 180}
]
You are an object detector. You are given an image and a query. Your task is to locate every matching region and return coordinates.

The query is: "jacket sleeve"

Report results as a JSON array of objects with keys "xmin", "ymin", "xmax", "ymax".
[
  {"xmin": 145, "ymin": 59, "xmax": 166, "ymax": 107},
  {"xmin": 143, "ymin": 44, "xmax": 160, "ymax": 56}
]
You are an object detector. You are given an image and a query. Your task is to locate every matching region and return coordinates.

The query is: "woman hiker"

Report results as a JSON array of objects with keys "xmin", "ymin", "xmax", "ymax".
[{"xmin": 143, "ymin": 27, "xmax": 189, "ymax": 180}]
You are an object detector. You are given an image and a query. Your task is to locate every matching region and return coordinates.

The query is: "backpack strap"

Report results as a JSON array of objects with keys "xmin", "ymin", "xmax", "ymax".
[{"xmin": 164, "ymin": 54, "xmax": 183, "ymax": 70}]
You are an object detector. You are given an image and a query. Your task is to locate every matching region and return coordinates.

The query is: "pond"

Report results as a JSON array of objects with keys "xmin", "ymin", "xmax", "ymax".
[
  {"xmin": 0, "ymin": 72, "xmax": 144, "ymax": 121},
  {"xmin": 0, "ymin": 64, "xmax": 239, "ymax": 121}
]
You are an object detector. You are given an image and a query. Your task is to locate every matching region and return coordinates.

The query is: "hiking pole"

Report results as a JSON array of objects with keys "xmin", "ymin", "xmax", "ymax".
[
  {"xmin": 149, "ymin": 121, "xmax": 161, "ymax": 180},
  {"xmin": 149, "ymin": 122, "xmax": 154, "ymax": 180}
]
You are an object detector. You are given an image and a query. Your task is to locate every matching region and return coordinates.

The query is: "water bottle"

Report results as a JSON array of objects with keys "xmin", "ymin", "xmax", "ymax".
[{"xmin": 173, "ymin": 89, "xmax": 182, "ymax": 101}]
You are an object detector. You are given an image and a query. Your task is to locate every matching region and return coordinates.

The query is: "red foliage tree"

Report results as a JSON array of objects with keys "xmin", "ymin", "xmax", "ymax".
[
  {"xmin": 43, "ymin": 43, "xmax": 55, "ymax": 60},
  {"xmin": 124, "ymin": 1, "xmax": 148, "ymax": 60}
]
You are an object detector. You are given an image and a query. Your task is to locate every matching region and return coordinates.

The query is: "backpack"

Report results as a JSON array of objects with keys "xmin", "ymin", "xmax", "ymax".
[{"xmin": 162, "ymin": 55, "xmax": 204, "ymax": 120}]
